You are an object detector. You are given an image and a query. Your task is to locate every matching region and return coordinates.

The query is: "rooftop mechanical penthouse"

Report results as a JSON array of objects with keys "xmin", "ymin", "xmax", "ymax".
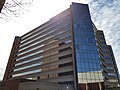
[{"xmin": 2, "ymin": 2, "xmax": 120, "ymax": 90}]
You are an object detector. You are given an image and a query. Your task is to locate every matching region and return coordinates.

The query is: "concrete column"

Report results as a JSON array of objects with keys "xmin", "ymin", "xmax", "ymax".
[
  {"xmin": 99, "ymin": 82, "xmax": 102, "ymax": 90},
  {"xmin": 86, "ymin": 83, "xmax": 88, "ymax": 90}
]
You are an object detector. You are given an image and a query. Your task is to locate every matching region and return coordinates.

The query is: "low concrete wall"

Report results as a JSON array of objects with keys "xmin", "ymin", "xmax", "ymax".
[
  {"xmin": 107, "ymin": 87, "xmax": 120, "ymax": 90},
  {"xmin": 0, "ymin": 78, "xmax": 33, "ymax": 90},
  {"xmin": 19, "ymin": 81, "xmax": 74, "ymax": 90}
]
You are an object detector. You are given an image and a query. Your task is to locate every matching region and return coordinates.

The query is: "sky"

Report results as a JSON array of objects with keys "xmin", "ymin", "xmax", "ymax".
[{"xmin": 0, "ymin": 0, "xmax": 120, "ymax": 80}]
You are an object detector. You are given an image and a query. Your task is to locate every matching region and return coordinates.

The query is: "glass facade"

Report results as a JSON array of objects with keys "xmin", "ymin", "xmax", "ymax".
[{"xmin": 71, "ymin": 3, "xmax": 104, "ymax": 84}]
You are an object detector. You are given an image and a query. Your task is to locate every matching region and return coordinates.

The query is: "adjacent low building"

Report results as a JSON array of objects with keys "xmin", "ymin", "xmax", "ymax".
[{"xmin": 1, "ymin": 2, "xmax": 120, "ymax": 90}]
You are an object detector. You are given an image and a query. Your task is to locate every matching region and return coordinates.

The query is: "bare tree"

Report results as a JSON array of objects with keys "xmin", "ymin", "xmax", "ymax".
[{"xmin": 0, "ymin": 0, "xmax": 33, "ymax": 20}]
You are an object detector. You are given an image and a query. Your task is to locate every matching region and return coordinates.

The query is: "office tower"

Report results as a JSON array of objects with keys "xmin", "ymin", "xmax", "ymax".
[
  {"xmin": 3, "ymin": 2, "xmax": 120, "ymax": 90},
  {"xmin": 0, "ymin": 0, "xmax": 5, "ymax": 12}
]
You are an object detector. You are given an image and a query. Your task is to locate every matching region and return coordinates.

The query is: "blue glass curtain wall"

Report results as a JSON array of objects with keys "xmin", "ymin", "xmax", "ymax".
[{"xmin": 71, "ymin": 3, "xmax": 104, "ymax": 83}]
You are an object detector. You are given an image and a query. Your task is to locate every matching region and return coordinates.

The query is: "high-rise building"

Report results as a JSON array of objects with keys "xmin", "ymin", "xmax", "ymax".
[
  {"xmin": 2, "ymin": 2, "xmax": 120, "ymax": 90},
  {"xmin": 0, "ymin": 0, "xmax": 5, "ymax": 13}
]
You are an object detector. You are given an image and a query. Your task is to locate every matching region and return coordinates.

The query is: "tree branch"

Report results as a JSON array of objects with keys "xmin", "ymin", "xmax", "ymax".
[{"xmin": 0, "ymin": 0, "xmax": 33, "ymax": 20}]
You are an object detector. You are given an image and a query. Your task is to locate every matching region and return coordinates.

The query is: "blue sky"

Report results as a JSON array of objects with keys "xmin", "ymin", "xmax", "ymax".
[{"xmin": 0, "ymin": 0, "xmax": 120, "ymax": 80}]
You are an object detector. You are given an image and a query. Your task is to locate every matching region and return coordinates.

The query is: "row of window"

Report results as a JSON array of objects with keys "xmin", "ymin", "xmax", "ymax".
[
  {"xmin": 106, "ymin": 67, "xmax": 114, "ymax": 70},
  {"xmin": 76, "ymin": 62, "xmax": 101, "ymax": 67},
  {"xmin": 75, "ymin": 42, "xmax": 97, "ymax": 46},
  {"xmin": 41, "ymin": 65, "xmax": 58, "ymax": 72},
  {"xmin": 76, "ymin": 47, "xmax": 98, "ymax": 52},
  {"xmin": 20, "ymin": 19, "xmax": 70, "ymax": 47},
  {"xmin": 75, "ymin": 46, "xmax": 98, "ymax": 52},
  {"xmin": 108, "ymin": 79, "xmax": 118, "ymax": 83},
  {"xmin": 76, "ymin": 54, "xmax": 99, "ymax": 60},
  {"xmin": 75, "ymin": 36, "xmax": 95, "ymax": 41},
  {"xmin": 15, "ymin": 56, "xmax": 43, "ymax": 66},
  {"xmin": 43, "ymin": 51, "xmax": 58, "ymax": 58},
  {"xmin": 21, "ymin": 16, "xmax": 70, "ymax": 42},
  {"xmin": 76, "ymin": 59, "xmax": 100, "ymax": 64},
  {"xmin": 74, "ymin": 29, "xmax": 94, "ymax": 35},
  {"xmin": 14, "ymin": 62, "xmax": 42, "ymax": 71},
  {"xmin": 16, "ymin": 38, "xmax": 71, "ymax": 63},
  {"xmin": 12, "ymin": 69, "xmax": 41, "ymax": 77},
  {"xmin": 77, "ymin": 67, "xmax": 102, "ymax": 73},
  {"xmin": 42, "ymin": 57, "xmax": 58, "ymax": 64},
  {"xmin": 19, "ymin": 26, "xmax": 70, "ymax": 52},
  {"xmin": 16, "ymin": 50, "xmax": 43, "ymax": 61},
  {"xmin": 108, "ymin": 73, "xmax": 116, "ymax": 77},
  {"xmin": 40, "ymin": 73, "xmax": 58, "ymax": 79},
  {"xmin": 77, "ymin": 71, "xmax": 103, "ymax": 80},
  {"xmin": 21, "ymin": 12, "xmax": 70, "ymax": 40},
  {"xmin": 77, "ymin": 65, "xmax": 101, "ymax": 70},
  {"xmin": 19, "ymin": 37, "xmax": 48, "ymax": 52},
  {"xmin": 78, "ymin": 79, "xmax": 103, "ymax": 83},
  {"xmin": 44, "ymin": 44, "xmax": 58, "ymax": 52},
  {"xmin": 18, "ymin": 44, "xmax": 44, "ymax": 56}
]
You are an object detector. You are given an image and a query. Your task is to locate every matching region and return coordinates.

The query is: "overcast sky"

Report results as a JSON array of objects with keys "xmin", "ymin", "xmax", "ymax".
[{"xmin": 0, "ymin": 0, "xmax": 120, "ymax": 80}]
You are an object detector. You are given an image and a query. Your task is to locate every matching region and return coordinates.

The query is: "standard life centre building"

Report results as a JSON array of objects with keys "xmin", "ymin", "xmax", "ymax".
[{"xmin": 3, "ymin": 2, "xmax": 120, "ymax": 90}]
